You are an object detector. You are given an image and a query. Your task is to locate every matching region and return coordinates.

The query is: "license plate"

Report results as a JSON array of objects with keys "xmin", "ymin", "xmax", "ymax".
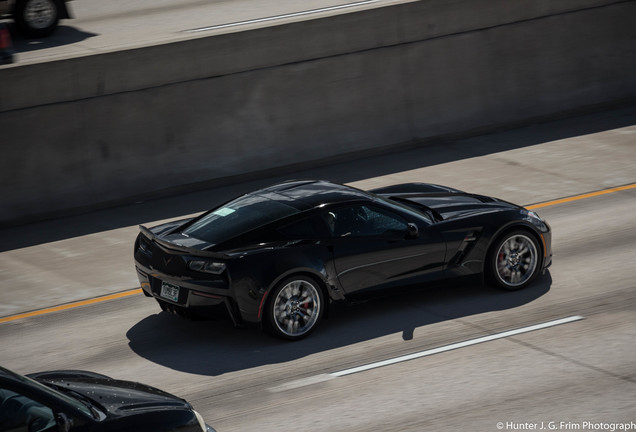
[{"xmin": 160, "ymin": 281, "xmax": 180, "ymax": 302}]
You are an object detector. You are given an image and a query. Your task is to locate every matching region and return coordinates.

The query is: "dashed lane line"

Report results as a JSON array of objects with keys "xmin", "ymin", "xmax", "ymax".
[
  {"xmin": 0, "ymin": 289, "xmax": 142, "ymax": 324},
  {"xmin": 269, "ymin": 315, "xmax": 585, "ymax": 391},
  {"xmin": 526, "ymin": 183, "xmax": 636, "ymax": 210}
]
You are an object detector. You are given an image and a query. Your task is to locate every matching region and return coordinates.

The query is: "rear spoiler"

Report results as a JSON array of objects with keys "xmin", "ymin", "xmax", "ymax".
[
  {"xmin": 370, "ymin": 183, "xmax": 464, "ymax": 195},
  {"xmin": 138, "ymin": 225, "xmax": 229, "ymax": 259}
]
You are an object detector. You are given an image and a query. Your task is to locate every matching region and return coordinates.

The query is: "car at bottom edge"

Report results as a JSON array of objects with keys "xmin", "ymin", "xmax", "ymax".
[{"xmin": 0, "ymin": 366, "xmax": 215, "ymax": 431}]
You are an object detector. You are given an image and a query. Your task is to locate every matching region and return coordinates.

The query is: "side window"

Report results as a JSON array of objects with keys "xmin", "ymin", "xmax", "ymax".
[
  {"xmin": 0, "ymin": 388, "xmax": 56, "ymax": 432},
  {"xmin": 278, "ymin": 215, "xmax": 329, "ymax": 238},
  {"xmin": 327, "ymin": 205, "xmax": 408, "ymax": 237}
]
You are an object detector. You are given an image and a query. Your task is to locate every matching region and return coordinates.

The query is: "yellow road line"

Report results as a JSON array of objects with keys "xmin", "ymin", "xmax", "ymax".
[
  {"xmin": 526, "ymin": 183, "xmax": 636, "ymax": 210},
  {"xmin": 1, "ymin": 182, "xmax": 635, "ymax": 324},
  {"xmin": 0, "ymin": 289, "xmax": 142, "ymax": 324}
]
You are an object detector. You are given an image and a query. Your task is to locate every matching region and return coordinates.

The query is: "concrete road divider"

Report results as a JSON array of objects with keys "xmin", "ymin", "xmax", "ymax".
[{"xmin": 0, "ymin": 0, "xmax": 635, "ymax": 225}]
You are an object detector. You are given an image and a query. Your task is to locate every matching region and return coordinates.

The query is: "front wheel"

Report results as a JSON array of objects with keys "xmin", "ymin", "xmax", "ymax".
[
  {"xmin": 14, "ymin": 0, "xmax": 60, "ymax": 38},
  {"xmin": 488, "ymin": 230, "xmax": 541, "ymax": 290},
  {"xmin": 265, "ymin": 276, "xmax": 324, "ymax": 341}
]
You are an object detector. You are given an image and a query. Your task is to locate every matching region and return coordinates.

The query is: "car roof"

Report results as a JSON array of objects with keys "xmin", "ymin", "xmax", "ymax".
[{"xmin": 257, "ymin": 180, "xmax": 373, "ymax": 210}]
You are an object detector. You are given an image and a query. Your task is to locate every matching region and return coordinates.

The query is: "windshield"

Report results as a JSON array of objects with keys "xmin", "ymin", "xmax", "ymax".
[{"xmin": 182, "ymin": 193, "xmax": 300, "ymax": 244}]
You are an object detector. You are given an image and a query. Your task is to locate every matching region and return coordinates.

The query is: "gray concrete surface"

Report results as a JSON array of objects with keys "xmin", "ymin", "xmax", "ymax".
[
  {"xmin": 1, "ymin": 0, "xmax": 634, "ymax": 225},
  {"xmin": 4, "ymin": 0, "xmax": 404, "ymax": 65},
  {"xmin": 0, "ymin": 106, "xmax": 634, "ymax": 432}
]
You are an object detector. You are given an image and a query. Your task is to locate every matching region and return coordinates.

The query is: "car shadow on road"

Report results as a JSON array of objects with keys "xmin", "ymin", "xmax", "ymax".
[
  {"xmin": 126, "ymin": 273, "xmax": 551, "ymax": 376},
  {"xmin": 6, "ymin": 24, "xmax": 98, "ymax": 53}
]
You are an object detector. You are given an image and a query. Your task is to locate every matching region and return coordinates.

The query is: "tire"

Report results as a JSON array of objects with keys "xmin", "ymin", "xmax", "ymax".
[
  {"xmin": 265, "ymin": 275, "xmax": 324, "ymax": 341},
  {"xmin": 156, "ymin": 298, "xmax": 169, "ymax": 312},
  {"xmin": 487, "ymin": 230, "xmax": 541, "ymax": 290},
  {"xmin": 14, "ymin": 0, "xmax": 60, "ymax": 38}
]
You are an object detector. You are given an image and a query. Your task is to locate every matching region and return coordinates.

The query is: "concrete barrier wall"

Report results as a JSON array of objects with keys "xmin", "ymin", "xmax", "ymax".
[{"xmin": 1, "ymin": 0, "xmax": 635, "ymax": 224}]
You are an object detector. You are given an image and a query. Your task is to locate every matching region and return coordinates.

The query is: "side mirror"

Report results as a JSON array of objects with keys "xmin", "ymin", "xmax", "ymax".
[
  {"xmin": 406, "ymin": 223, "xmax": 419, "ymax": 239},
  {"xmin": 56, "ymin": 413, "xmax": 72, "ymax": 432}
]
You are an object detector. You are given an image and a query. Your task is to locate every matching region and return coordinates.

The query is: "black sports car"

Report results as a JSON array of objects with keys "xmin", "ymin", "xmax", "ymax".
[
  {"xmin": 0, "ymin": 366, "xmax": 215, "ymax": 431},
  {"xmin": 134, "ymin": 180, "xmax": 551, "ymax": 340}
]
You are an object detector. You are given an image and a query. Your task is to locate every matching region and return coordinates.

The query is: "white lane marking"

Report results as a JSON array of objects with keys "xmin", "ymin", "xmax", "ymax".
[
  {"xmin": 332, "ymin": 316, "xmax": 585, "ymax": 377},
  {"xmin": 183, "ymin": 0, "xmax": 384, "ymax": 33},
  {"xmin": 269, "ymin": 374, "xmax": 336, "ymax": 392},
  {"xmin": 269, "ymin": 316, "xmax": 584, "ymax": 391}
]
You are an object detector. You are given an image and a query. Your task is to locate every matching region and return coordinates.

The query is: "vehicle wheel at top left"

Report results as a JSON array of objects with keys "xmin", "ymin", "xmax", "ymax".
[{"xmin": 14, "ymin": 0, "xmax": 60, "ymax": 38}]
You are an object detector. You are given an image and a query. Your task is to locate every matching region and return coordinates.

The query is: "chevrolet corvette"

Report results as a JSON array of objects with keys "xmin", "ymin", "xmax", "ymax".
[{"xmin": 134, "ymin": 180, "xmax": 552, "ymax": 340}]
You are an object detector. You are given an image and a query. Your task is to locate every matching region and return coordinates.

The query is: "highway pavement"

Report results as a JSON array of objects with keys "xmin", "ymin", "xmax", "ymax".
[
  {"xmin": 0, "ymin": 105, "xmax": 635, "ymax": 431},
  {"xmin": 5, "ymin": 0, "xmax": 404, "ymax": 65}
]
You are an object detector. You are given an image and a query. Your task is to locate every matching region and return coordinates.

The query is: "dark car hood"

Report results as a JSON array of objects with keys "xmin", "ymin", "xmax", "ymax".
[
  {"xmin": 30, "ymin": 371, "xmax": 191, "ymax": 416},
  {"xmin": 393, "ymin": 194, "xmax": 521, "ymax": 220}
]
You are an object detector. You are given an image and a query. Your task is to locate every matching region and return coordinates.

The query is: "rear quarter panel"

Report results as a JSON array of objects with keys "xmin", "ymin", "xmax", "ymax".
[{"xmin": 227, "ymin": 241, "xmax": 336, "ymax": 322}]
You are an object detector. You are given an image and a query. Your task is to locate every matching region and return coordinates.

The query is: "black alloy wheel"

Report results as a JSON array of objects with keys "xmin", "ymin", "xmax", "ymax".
[
  {"xmin": 266, "ymin": 275, "xmax": 324, "ymax": 340},
  {"xmin": 488, "ymin": 230, "xmax": 541, "ymax": 290}
]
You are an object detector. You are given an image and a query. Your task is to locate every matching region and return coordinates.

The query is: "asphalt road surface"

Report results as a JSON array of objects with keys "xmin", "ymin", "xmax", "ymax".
[
  {"xmin": 6, "ymin": 0, "xmax": 401, "ymax": 65},
  {"xmin": 1, "ymin": 105, "xmax": 635, "ymax": 431}
]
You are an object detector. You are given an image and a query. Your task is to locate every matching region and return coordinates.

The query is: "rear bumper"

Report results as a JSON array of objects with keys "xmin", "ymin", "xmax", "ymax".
[{"xmin": 135, "ymin": 265, "xmax": 247, "ymax": 327}]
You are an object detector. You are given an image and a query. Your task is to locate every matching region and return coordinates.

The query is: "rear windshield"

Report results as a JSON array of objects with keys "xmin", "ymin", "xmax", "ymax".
[{"xmin": 181, "ymin": 193, "xmax": 300, "ymax": 244}]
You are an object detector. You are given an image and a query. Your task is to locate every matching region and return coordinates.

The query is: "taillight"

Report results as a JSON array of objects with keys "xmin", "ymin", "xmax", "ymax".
[
  {"xmin": 0, "ymin": 27, "xmax": 11, "ymax": 50},
  {"xmin": 137, "ymin": 237, "xmax": 153, "ymax": 258}
]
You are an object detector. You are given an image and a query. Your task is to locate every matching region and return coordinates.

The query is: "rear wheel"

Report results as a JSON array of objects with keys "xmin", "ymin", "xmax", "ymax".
[
  {"xmin": 266, "ymin": 276, "xmax": 324, "ymax": 340},
  {"xmin": 14, "ymin": 0, "xmax": 60, "ymax": 38},
  {"xmin": 488, "ymin": 230, "xmax": 540, "ymax": 290}
]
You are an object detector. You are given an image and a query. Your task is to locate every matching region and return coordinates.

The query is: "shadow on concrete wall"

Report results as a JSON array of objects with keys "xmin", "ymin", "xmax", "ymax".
[{"xmin": 0, "ymin": 103, "xmax": 634, "ymax": 252}]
